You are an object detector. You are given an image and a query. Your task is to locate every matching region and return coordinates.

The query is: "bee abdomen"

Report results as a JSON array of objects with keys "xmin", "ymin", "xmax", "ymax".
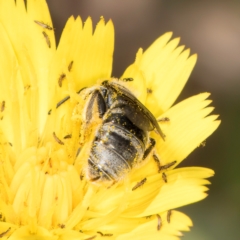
[
  {"xmin": 103, "ymin": 112, "xmax": 148, "ymax": 145},
  {"xmin": 89, "ymin": 141, "xmax": 131, "ymax": 181},
  {"xmin": 88, "ymin": 122, "xmax": 145, "ymax": 181}
]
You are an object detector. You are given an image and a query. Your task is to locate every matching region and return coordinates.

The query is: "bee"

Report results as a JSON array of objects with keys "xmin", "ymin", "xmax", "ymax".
[{"xmin": 75, "ymin": 79, "xmax": 165, "ymax": 184}]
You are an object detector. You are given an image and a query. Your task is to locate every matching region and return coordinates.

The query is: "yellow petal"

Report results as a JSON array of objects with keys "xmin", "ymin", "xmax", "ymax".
[
  {"xmin": 117, "ymin": 211, "xmax": 192, "ymax": 240},
  {"xmin": 51, "ymin": 16, "xmax": 114, "ymax": 93},
  {"xmin": 27, "ymin": 0, "xmax": 56, "ymax": 49},
  {"xmin": 122, "ymin": 32, "xmax": 197, "ymax": 116},
  {"xmin": 44, "ymin": 17, "xmax": 114, "ymax": 144},
  {"xmin": 122, "ymin": 167, "xmax": 213, "ymax": 217},
  {"xmin": 0, "ymin": 1, "xmax": 219, "ymax": 239},
  {"xmin": 121, "ymin": 49, "xmax": 147, "ymax": 103},
  {"xmin": 0, "ymin": 0, "xmax": 55, "ymax": 145},
  {"xmin": 7, "ymin": 225, "xmax": 56, "ymax": 240},
  {"xmin": 154, "ymin": 93, "xmax": 220, "ymax": 166}
]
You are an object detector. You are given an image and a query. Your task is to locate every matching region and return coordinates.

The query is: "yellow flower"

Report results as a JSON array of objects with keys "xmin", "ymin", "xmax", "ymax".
[{"xmin": 0, "ymin": 1, "xmax": 220, "ymax": 239}]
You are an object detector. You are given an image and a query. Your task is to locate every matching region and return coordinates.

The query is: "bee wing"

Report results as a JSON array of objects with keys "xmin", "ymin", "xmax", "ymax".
[{"xmin": 107, "ymin": 81, "xmax": 165, "ymax": 140}]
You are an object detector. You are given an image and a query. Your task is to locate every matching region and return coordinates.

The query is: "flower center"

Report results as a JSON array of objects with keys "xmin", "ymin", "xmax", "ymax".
[{"xmin": 7, "ymin": 142, "xmax": 82, "ymax": 229}]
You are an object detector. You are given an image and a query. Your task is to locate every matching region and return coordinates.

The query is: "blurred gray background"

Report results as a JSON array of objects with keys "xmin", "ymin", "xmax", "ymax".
[{"xmin": 46, "ymin": 0, "xmax": 240, "ymax": 239}]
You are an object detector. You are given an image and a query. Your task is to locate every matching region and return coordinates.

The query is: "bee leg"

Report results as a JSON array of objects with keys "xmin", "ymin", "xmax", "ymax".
[
  {"xmin": 96, "ymin": 90, "xmax": 107, "ymax": 118},
  {"xmin": 86, "ymin": 90, "xmax": 106, "ymax": 122}
]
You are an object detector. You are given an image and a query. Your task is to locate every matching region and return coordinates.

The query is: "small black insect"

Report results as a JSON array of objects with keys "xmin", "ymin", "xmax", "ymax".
[
  {"xmin": 156, "ymin": 214, "xmax": 162, "ymax": 231},
  {"xmin": 64, "ymin": 134, "xmax": 72, "ymax": 139},
  {"xmin": 97, "ymin": 231, "xmax": 113, "ymax": 237},
  {"xmin": 58, "ymin": 73, "xmax": 66, "ymax": 87},
  {"xmin": 34, "ymin": 20, "xmax": 53, "ymax": 30},
  {"xmin": 147, "ymin": 88, "xmax": 152, "ymax": 94},
  {"xmin": 68, "ymin": 61, "xmax": 74, "ymax": 71},
  {"xmin": 58, "ymin": 223, "xmax": 65, "ymax": 228},
  {"xmin": 53, "ymin": 132, "xmax": 64, "ymax": 145},
  {"xmin": 167, "ymin": 209, "xmax": 172, "ymax": 223},
  {"xmin": 42, "ymin": 31, "xmax": 51, "ymax": 48},
  {"xmin": 55, "ymin": 88, "xmax": 85, "ymax": 110},
  {"xmin": 162, "ymin": 172, "xmax": 167, "ymax": 183},
  {"xmin": 24, "ymin": 84, "xmax": 31, "ymax": 94},
  {"xmin": 0, "ymin": 227, "xmax": 11, "ymax": 238},
  {"xmin": 1, "ymin": 100, "xmax": 5, "ymax": 112},
  {"xmin": 160, "ymin": 161, "xmax": 176, "ymax": 171},
  {"xmin": 122, "ymin": 77, "xmax": 134, "ymax": 82},
  {"xmin": 75, "ymin": 80, "xmax": 165, "ymax": 184},
  {"xmin": 84, "ymin": 236, "xmax": 96, "ymax": 240},
  {"xmin": 157, "ymin": 117, "xmax": 170, "ymax": 123},
  {"xmin": 153, "ymin": 153, "xmax": 161, "ymax": 172},
  {"xmin": 132, "ymin": 178, "xmax": 147, "ymax": 191}
]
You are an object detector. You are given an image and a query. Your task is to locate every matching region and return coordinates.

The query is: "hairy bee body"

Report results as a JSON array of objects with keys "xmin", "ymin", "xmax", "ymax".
[
  {"xmin": 88, "ymin": 104, "xmax": 148, "ymax": 182},
  {"xmin": 77, "ymin": 80, "xmax": 164, "ymax": 183}
]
